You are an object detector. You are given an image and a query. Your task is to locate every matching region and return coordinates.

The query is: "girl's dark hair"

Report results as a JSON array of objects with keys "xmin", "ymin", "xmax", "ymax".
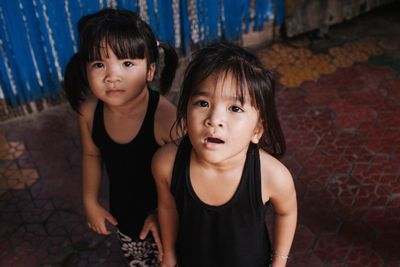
[
  {"xmin": 176, "ymin": 42, "xmax": 286, "ymax": 157},
  {"xmin": 63, "ymin": 8, "xmax": 178, "ymax": 112}
]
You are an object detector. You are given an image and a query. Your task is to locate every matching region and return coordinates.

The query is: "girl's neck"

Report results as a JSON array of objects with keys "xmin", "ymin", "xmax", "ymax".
[
  {"xmin": 191, "ymin": 147, "xmax": 248, "ymax": 175},
  {"xmin": 104, "ymin": 88, "xmax": 149, "ymax": 117}
]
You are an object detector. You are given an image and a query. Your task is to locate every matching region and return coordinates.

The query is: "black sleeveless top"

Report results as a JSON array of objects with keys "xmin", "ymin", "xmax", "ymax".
[
  {"xmin": 171, "ymin": 135, "xmax": 271, "ymax": 267},
  {"xmin": 92, "ymin": 89, "xmax": 160, "ymax": 238}
]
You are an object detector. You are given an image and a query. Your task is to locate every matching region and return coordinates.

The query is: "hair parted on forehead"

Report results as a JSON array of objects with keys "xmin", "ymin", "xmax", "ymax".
[
  {"xmin": 175, "ymin": 42, "xmax": 286, "ymax": 157},
  {"xmin": 78, "ymin": 8, "xmax": 158, "ymax": 64}
]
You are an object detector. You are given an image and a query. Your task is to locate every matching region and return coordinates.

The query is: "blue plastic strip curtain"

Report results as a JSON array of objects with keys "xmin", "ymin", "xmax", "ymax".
[
  {"xmin": 253, "ymin": 0, "xmax": 279, "ymax": 31},
  {"xmin": 195, "ymin": 0, "xmax": 220, "ymax": 46},
  {"xmin": 196, "ymin": 0, "xmax": 204, "ymax": 45},
  {"xmin": 179, "ymin": 0, "xmax": 191, "ymax": 53},
  {"xmin": 115, "ymin": 0, "xmax": 138, "ymax": 11},
  {"xmin": 157, "ymin": 0, "xmax": 175, "ymax": 46},
  {"xmin": 243, "ymin": 0, "xmax": 250, "ymax": 32},
  {"xmin": 223, "ymin": 0, "xmax": 246, "ymax": 40},
  {"xmin": 41, "ymin": 0, "xmax": 76, "ymax": 77},
  {"xmin": 21, "ymin": 0, "xmax": 56, "ymax": 98},
  {"xmin": 0, "ymin": 1, "xmax": 40, "ymax": 104},
  {"xmin": 146, "ymin": 0, "xmax": 158, "ymax": 36},
  {"xmin": 67, "ymin": 0, "xmax": 84, "ymax": 50},
  {"xmin": 79, "ymin": 0, "xmax": 102, "ymax": 15},
  {"xmin": 254, "ymin": 0, "xmax": 267, "ymax": 31},
  {"xmin": 0, "ymin": 6, "xmax": 18, "ymax": 105},
  {"xmin": 33, "ymin": 0, "xmax": 66, "ymax": 100},
  {"xmin": 275, "ymin": 0, "xmax": 285, "ymax": 26},
  {"xmin": 0, "ymin": 0, "xmax": 286, "ymax": 108}
]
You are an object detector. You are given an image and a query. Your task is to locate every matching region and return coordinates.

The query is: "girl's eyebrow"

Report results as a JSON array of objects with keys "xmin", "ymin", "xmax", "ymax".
[
  {"xmin": 191, "ymin": 90, "xmax": 209, "ymax": 97},
  {"xmin": 192, "ymin": 90, "xmax": 243, "ymax": 102}
]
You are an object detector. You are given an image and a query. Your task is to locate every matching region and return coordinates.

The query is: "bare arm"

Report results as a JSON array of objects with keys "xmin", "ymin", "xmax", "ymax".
[
  {"xmin": 79, "ymin": 100, "xmax": 117, "ymax": 234},
  {"xmin": 139, "ymin": 95, "xmax": 177, "ymax": 260},
  {"xmin": 152, "ymin": 144, "xmax": 179, "ymax": 267},
  {"xmin": 261, "ymin": 152, "xmax": 297, "ymax": 267}
]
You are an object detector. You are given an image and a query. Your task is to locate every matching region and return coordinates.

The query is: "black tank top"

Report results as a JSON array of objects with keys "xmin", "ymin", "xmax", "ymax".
[
  {"xmin": 92, "ymin": 89, "xmax": 160, "ymax": 238},
  {"xmin": 171, "ymin": 135, "xmax": 272, "ymax": 267}
]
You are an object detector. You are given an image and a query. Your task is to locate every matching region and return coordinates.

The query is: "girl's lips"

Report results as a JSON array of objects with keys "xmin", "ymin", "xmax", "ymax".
[{"xmin": 106, "ymin": 89, "xmax": 124, "ymax": 95}]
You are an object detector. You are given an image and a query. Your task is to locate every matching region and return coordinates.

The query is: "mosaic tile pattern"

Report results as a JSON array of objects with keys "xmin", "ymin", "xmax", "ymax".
[
  {"xmin": 257, "ymin": 37, "xmax": 395, "ymax": 88},
  {"xmin": 0, "ymin": 134, "xmax": 40, "ymax": 196}
]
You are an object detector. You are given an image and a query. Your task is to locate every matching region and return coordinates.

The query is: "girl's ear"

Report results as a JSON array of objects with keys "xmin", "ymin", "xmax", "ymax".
[
  {"xmin": 251, "ymin": 120, "xmax": 264, "ymax": 144},
  {"xmin": 147, "ymin": 63, "xmax": 156, "ymax": 81}
]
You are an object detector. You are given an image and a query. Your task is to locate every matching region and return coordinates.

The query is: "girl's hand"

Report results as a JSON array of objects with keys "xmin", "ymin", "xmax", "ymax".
[
  {"xmin": 160, "ymin": 250, "xmax": 177, "ymax": 267},
  {"xmin": 85, "ymin": 203, "xmax": 118, "ymax": 235},
  {"xmin": 139, "ymin": 212, "xmax": 164, "ymax": 261}
]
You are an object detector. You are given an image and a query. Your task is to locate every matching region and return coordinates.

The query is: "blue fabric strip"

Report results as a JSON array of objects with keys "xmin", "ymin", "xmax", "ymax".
[
  {"xmin": 157, "ymin": 0, "xmax": 175, "ymax": 45},
  {"xmin": 179, "ymin": 0, "xmax": 191, "ymax": 53},
  {"xmin": 147, "ymin": 0, "xmax": 158, "ymax": 36},
  {"xmin": 223, "ymin": 0, "xmax": 244, "ymax": 40},
  {"xmin": 275, "ymin": 0, "xmax": 285, "ymax": 26},
  {"xmin": 0, "ymin": 1, "xmax": 38, "ymax": 103},
  {"xmin": 22, "ymin": 0, "xmax": 56, "ymax": 98},
  {"xmin": 0, "ymin": 4, "xmax": 19, "ymax": 105},
  {"xmin": 116, "ymin": 0, "xmax": 138, "ymax": 11}
]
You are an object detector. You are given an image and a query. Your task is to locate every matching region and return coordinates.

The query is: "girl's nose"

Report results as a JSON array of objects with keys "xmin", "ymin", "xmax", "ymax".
[
  {"xmin": 104, "ymin": 68, "xmax": 121, "ymax": 84},
  {"xmin": 206, "ymin": 108, "xmax": 224, "ymax": 128}
]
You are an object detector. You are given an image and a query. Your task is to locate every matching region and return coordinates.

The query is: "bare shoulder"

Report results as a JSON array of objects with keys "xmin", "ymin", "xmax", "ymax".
[
  {"xmin": 78, "ymin": 96, "xmax": 98, "ymax": 124},
  {"xmin": 154, "ymin": 95, "xmax": 177, "ymax": 144},
  {"xmin": 259, "ymin": 150, "xmax": 295, "ymax": 200},
  {"xmin": 152, "ymin": 141, "xmax": 179, "ymax": 185},
  {"xmin": 155, "ymin": 95, "xmax": 176, "ymax": 123}
]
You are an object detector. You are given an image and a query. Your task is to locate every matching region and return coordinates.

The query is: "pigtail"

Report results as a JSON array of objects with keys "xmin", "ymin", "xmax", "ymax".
[
  {"xmin": 157, "ymin": 41, "xmax": 178, "ymax": 95},
  {"xmin": 63, "ymin": 53, "xmax": 89, "ymax": 113}
]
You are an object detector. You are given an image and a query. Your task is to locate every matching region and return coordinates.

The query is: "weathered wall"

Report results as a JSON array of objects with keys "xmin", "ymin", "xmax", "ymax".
[{"xmin": 285, "ymin": 0, "xmax": 397, "ymax": 37}]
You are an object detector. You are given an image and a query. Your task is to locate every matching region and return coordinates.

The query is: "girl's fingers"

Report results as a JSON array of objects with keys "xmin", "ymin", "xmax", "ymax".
[
  {"xmin": 139, "ymin": 223, "xmax": 150, "ymax": 239},
  {"xmin": 99, "ymin": 223, "xmax": 111, "ymax": 235},
  {"xmin": 139, "ymin": 217, "xmax": 153, "ymax": 239},
  {"xmin": 105, "ymin": 214, "xmax": 118, "ymax": 226}
]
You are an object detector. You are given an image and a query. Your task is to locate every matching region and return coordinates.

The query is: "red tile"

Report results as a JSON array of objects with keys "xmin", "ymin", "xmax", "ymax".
[{"xmin": 314, "ymin": 235, "xmax": 351, "ymax": 264}]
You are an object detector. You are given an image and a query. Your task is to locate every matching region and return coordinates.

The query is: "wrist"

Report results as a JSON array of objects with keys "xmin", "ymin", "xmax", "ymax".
[
  {"xmin": 270, "ymin": 252, "xmax": 289, "ymax": 267},
  {"xmin": 83, "ymin": 198, "xmax": 99, "ymax": 208}
]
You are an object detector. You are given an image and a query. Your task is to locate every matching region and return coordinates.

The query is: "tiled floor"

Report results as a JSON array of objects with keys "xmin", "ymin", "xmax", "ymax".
[{"xmin": 1, "ymin": 3, "xmax": 399, "ymax": 267}]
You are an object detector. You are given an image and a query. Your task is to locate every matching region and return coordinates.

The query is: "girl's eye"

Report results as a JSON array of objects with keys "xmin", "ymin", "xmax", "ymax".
[
  {"xmin": 194, "ymin": 100, "xmax": 209, "ymax": 107},
  {"xmin": 229, "ymin": 105, "xmax": 244, "ymax": 113},
  {"xmin": 92, "ymin": 62, "xmax": 104, "ymax": 69},
  {"xmin": 123, "ymin": 61, "xmax": 134, "ymax": 67}
]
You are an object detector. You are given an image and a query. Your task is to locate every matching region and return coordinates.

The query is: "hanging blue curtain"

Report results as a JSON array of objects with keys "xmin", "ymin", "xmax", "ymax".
[
  {"xmin": 223, "ymin": 0, "xmax": 245, "ymax": 40},
  {"xmin": 0, "ymin": 0, "xmax": 286, "ymax": 109},
  {"xmin": 157, "ymin": 0, "xmax": 175, "ymax": 45},
  {"xmin": 39, "ymin": 0, "xmax": 75, "ymax": 76},
  {"xmin": 0, "ymin": 5, "xmax": 19, "ymax": 106},
  {"xmin": 179, "ymin": 0, "xmax": 191, "ymax": 53},
  {"xmin": 115, "ymin": 0, "xmax": 138, "ymax": 11},
  {"xmin": 21, "ymin": 0, "xmax": 57, "ymax": 98},
  {"xmin": 0, "ymin": 1, "xmax": 40, "ymax": 104},
  {"xmin": 254, "ymin": 0, "xmax": 272, "ymax": 31},
  {"xmin": 192, "ymin": 0, "xmax": 220, "ymax": 46},
  {"xmin": 275, "ymin": 0, "xmax": 285, "ymax": 26}
]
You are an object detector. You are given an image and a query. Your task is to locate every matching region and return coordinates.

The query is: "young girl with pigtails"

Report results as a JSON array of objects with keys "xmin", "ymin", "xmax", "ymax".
[{"xmin": 64, "ymin": 8, "xmax": 178, "ymax": 266}]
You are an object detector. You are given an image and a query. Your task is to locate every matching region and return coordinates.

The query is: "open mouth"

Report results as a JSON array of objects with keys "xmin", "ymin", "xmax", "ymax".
[{"xmin": 205, "ymin": 137, "xmax": 224, "ymax": 144}]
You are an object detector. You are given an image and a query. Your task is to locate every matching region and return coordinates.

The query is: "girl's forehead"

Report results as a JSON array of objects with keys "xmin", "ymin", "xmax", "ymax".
[{"xmin": 193, "ymin": 73, "xmax": 251, "ymax": 100}]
